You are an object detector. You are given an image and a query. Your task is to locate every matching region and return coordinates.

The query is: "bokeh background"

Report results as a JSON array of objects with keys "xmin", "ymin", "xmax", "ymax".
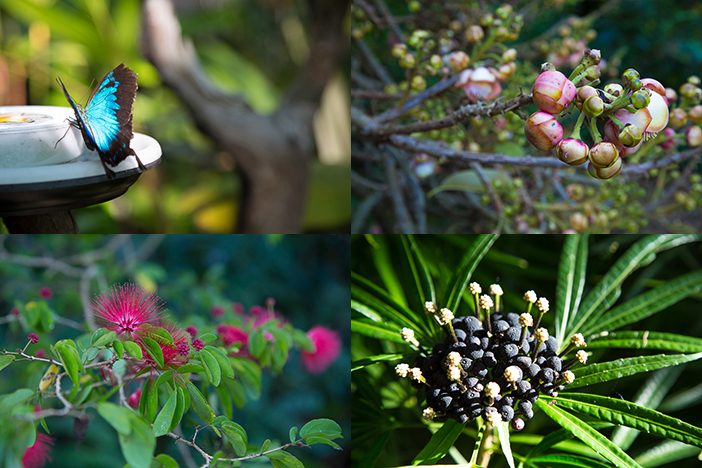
[
  {"xmin": 0, "ymin": 0, "xmax": 350, "ymax": 232},
  {"xmin": 0, "ymin": 234, "xmax": 350, "ymax": 467}
]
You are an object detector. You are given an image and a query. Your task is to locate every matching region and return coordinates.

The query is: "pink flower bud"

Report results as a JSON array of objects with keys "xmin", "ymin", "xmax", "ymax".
[
  {"xmin": 532, "ymin": 70, "xmax": 576, "ymax": 114},
  {"xmin": 686, "ymin": 126, "xmax": 702, "ymax": 147},
  {"xmin": 186, "ymin": 325, "xmax": 198, "ymax": 337},
  {"xmin": 39, "ymin": 287, "xmax": 53, "ymax": 300},
  {"xmin": 128, "ymin": 389, "xmax": 142, "ymax": 408},
  {"xmin": 660, "ymin": 128, "xmax": 676, "ymax": 149},
  {"xmin": 192, "ymin": 338, "xmax": 205, "ymax": 351},
  {"xmin": 27, "ymin": 332, "xmax": 39, "ymax": 344},
  {"xmin": 211, "ymin": 306, "xmax": 225, "ymax": 317},
  {"xmin": 456, "ymin": 67, "xmax": 502, "ymax": 102},
  {"xmin": 556, "ymin": 138, "xmax": 589, "ymax": 166},
  {"xmin": 525, "ymin": 112, "xmax": 564, "ymax": 151}
]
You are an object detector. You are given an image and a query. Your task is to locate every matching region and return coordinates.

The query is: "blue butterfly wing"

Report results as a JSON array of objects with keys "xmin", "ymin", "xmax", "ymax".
[{"xmin": 84, "ymin": 64, "xmax": 138, "ymax": 167}]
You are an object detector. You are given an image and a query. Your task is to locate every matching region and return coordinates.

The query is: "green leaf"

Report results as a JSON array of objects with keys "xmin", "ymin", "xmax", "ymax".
[
  {"xmin": 0, "ymin": 388, "xmax": 34, "ymax": 414},
  {"xmin": 588, "ymin": 331, "xmax": 702, "ymax": 353},
  {"xmin": 0, "ymin": 355, "xmax": 15, "ymax": 372},
  {"xmin": 401, "ymin": 234, "xmax": 436, "ymax": 304},
  {"xmin": 118, "ymin": 414, "xmax": 156, "ymax": 468},
  {"xmin": 583, "ymin": 270, "xmax": 702, "ymax": 335},
  {"xmin": 266, "ymin": 450, "xmax": 304, "ymax": 468},
  {"xmin": 113, "ymin": 359, "xmax": 127, "ymax": 380},
  {"xmin": 555, "ymin": 235, "xmax": 588, "ymax": 345},
  {"xmin": 529, "ymin": 454, "xmax": 613, "ymax": 468},
  {"xmin": 153, "ymin": 453, "xmax": 180, "ymax": 468},
  {"xmin": 198, "ymin": 332, "xmax": 217, "ymax": 344},
  {"xmin": 289, "ymin": 426, "xmax": 298, "ymax": 443},
  {"xmin": 176, "ymin": 363, "xmax": 205, "ymax": 374},
  {"xmin": 141, "ymin": 337, "xmax": 164, "ymax": 368},
  {"xmin": 112, "ymin": 340, "xmax": 124, "ymax": 359},
  {"xmin": 141, "ymin": 324, "xmax": 174, "ymax": 345},
  {"xmin": 350, "ymin": 319, "xmax": 405, "ymax": 344},
  {"xmin": 186, "ymin": 382, "xmax": 214, "ymax": 424},
  {"xmin": 554, "ymin": 392, "xmax": 702, "ymax": 448},
  {"xmin": 170, "ymin": 386, "xmax": 186, "ymax": 432},
  {"xmin": 221, "ymin": 421, "xmax": 248, "ymax": 456},
  {"xmin": 299, "ymin": 418, "xmax": 343, "ymax": 440},
  {"xmin": 124, "ymin": 340, "xmax": 143, "ymax": 359},
  {"xmin": 97, "ymin": 402, "xmax": 132, "ymax": 435},
  {"xmin": 411, "ymin": 420, "xmax": 463, "ymax": 465},
  {"xmin": 91, "ymin": 328, "xmax": 112, "ymax": 347},
  {"xmin": 261, "ymin": 439, "xmax": 272, "ymax": 452},
  {"xmin": 445, "ymin": 234, "xmax": 498, "ymax": 314},
  {"xmin": 351, "ymin": 353, "xmax": 404, "ymax": 372},
  {"xmin": 634, "ymin": 440, "xmax": 700, "ymax": 467},
  {"xmin": 570, "ymin": 352, "xmax": 702, "ymax": 388},
  {"xmin": 370, "ymin": 236, "xmax": 408, "ymax": 309},
  {"xmin": 568, "ymin": 235, "xmax": 700, "ymax": 337},
  {"xmin": 534, "ymin": 398, "xmax": 640, "ymax": 468},
  {"xmin": 496, "ymin": 420, "xmax": 515, "ymax": 468},
  {"xmin": 54, "ymin": 339, "xmax": 82, "ymax": 385},
  {"xmin": 204, "ymin": 346, "xmax": 234, "ymax": 380},
  {"xmin": 153, "ymin": 389, "xmax": 178, "ymax": 437},
  {"xmin": 92, "ymin": 329, "xmax": 117, "ymax": 348},
  {"xmin": 200, "ymin": 349, "xmax": 222, "ymax": 386},
  {"xmin": 143, "ymin": 379, "xmax": 159, "ymax": 422}
]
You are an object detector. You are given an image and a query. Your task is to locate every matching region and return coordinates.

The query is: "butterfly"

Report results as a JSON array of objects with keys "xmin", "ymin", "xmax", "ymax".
[{"xmin": 57, "ymin": 64, "xmax": 145, "ymax": 179}]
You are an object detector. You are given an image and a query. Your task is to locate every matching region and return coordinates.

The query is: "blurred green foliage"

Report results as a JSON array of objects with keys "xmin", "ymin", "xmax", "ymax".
[
  {"xmin": 0, "ymin": 0, "xmax": 350, "ymax": 232},
  {"xmin": 0, "ymin": 234, "xmax": 349, "ymax": 466}
]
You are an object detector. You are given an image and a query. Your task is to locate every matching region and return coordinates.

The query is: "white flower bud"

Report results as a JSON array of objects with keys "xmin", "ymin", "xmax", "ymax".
[
  {"xmin": 576, "ymin": 350, "xmax": 588, "ymax": 364},
  {"xmin": 486, "ymin": 410, "xmax": 502, "ymax": 425},
  {"xmin": 536, "ymin": 297, "xmax": 550, "ymax": 313},
  {"xmin": 519, "ymin": 313, "xmax": 534, "ymax": 327},
  {"xmin": 571, "ymin": 333, "xmax": 587, "ymax": 347},
  {"xmin": 447, "ymin": 351, "xmax": 462, "ymax": 367},
  {"xmin": 422, "ymin": 407, "xmax": 436, "ymax": 420},
  {"xmin": 489, "ymin": 284, "xmax": 503, "ymax": 296},
  {"xmin": 438, "ymin": 308, "xmax": 454, "ymax": 325},
  {"xmin": 485, "ymin": 381, "xmax": 501, "ymax": 398},
  {"xmin": 523, "ymin": 290, "xmax": 537, "ymax": 303},
  {"xmin": 469, "ymin": 282, "xmax": 482, "ymax": 295},
  {"xmin": 424, "ymin": 301, "xmax": 437, "ymax": 314},
  {"xmin": 534, "ymin": 327, "xmax": 549, "ymax": 342},
  {"xmin": 448, "ymin": 366, "xmax": 461, "ymax": 381},
  {"xmin": 504, "ymin": 365, "xmax": 523, "ymax": 383},
  {"xmin": 479, "ymin": 294, "xmax": 494, "ymax": 310},
  {"xmin": 409, "ymin": 367, "xmax": 424, "ymax": 382},
  {"xmin": 563, "ymin": 370, "xmax": 575, "ymax": 384},
  {"xmin": 401, "ymin": 327, "xmax": 420, "ymax": 347},
  {"xmin": 395, "ymin": 363, "xmax": 410, "ymax": 378}
]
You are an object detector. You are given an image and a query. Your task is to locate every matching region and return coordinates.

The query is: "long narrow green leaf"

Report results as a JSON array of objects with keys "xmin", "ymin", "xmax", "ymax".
[
  {"xmin": 522, "ymin": 423, "xmax": 612, "ymax": 462},
  {"xmin": 351, "ymin": 354, "xmax": 403, "ymax": 372},
  {"xmin": 350, "ymin": 319, "xmax": 405, "ymax": 344},
  {"xmin": 401, "ymin": 235, "xmax": 436, "ymax": 304},
  {"xmin": 534, "ymin": 399, "xmax": 640, "ymax": 468},
  {"xmin": 411, "ymin": 420, "xmax": 464, "ymax": 465},
  {"xmin": 611, "ymin": 367, "xmax": 683, "ymax": 450},
  {"xmin": 568, "ymin": 235, "xmax": 699, "ymax": 337},
  {"xmin": 529, "ymin": 454, "xmax": 612, "ymax": 468},
  {"xmin": 660, "ymin": 382, "xmax": 702, "ymax": 413},
  {"xmin": 555, "ymin": 235, "xmax": 588, "ymax": 346},
  {"xmin": 634, "ymin": 440, "xmax": 700, "ymax": 467},
  {"xmin": 555, "ymin": 392, "xmax": 702, "ymax": 448},
  {"xmin": 570, "ymin": 353, "xmax": 702, "ymax": 388},
  {"xmin": 497, "ymin": 420, "xmax": 515, "ymax": 468},
  {"xmin": 445, "ymin": 234, "xmax": 497, "ymax": 313},
  {"xmin": 152, "ymin": 389, "xmax": 178, "ymax": 437},
  {"xmin": 583, "ymin": 270, "xmax": 702, "ymax": 335},
  {"xmin": 370, "ymin": 236, "xmax": 408, "ymax": 308},
  {"xmin": 588, "ymin": 332, "xmax": 702, "ymax": 353}
]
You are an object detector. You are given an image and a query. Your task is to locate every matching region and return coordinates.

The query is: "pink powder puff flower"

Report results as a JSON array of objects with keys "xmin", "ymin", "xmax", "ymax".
[
  {"xmin": 38, "ymin": 287, "xmax": 53, "ymax": 300},
  {"xmin": 22, "ymin": 433, "xmax": 54, "ymax": 468},
  {"xmin": 35, "ymin": 349, "xmax": 45, "ymax": 358},
  {"xmin": 128, "ymin": 389, "xmax": 142, "ymax": 408},
  {"xmin": 217, "ymin": 324, "xmax": 249, "ymax": 347},
  {"xmin": 211, "ymin": 306, "xmax": 225, "ymax": 318},
  {"xmin": 302, "ymin": 326, "xmax": 342, "ymax": 374},
  {"xmin": 27, "ymin": 333, "xmax": 39, "ymax": 344},
  {"xmin": 250, "ymin": 305, "xmax": 281, "ymax": 327},
  {"xmin": 186, "ymin": 326, "xmax": 198, "ymax": 338},
  {"xmin": 139, "ymin": 325, "xmax": 191, "ymax": 369},
  {"xmin": 92, "ymin": 284, "xmax": 162, "ymax": 338}
]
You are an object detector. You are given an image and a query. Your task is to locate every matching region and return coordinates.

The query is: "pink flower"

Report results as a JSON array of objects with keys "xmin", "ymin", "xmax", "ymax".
[
  {"xmin": 11, "ymin": 307, "xmax": 20, "ymax": 316},
  {"xmin": 22, "ymin": 433, "xmax": 53, "ymax": 468},
  {"xmin": 138, "ymin": 325, "xmax": 191, "ymax": 370},
  {"xmin": 264, "ymin": 331, "xmax": 275, "ymax": 342},
  {"xmin": 27, "ymin": 333, "xmax": 39, "ymax": 344},
  {"xmin": 217, "ymin": 325, "xmax": 248, "ymax": 346},
  {"xmin": 211, "ymin": 306, "xmax": 225, "ymax": 318},
  {"xmin": 302, "ymin": 326, "xmax": 342, "ymax": 374},
  {"xmin": 35, "ymin": 349, "xmax": 45, "ymax": 358},
  {"xmin": 250, "ymin": 305, "xmax": 280, "ymax": 327},
  {"xmin": 186, "ymin": 326, "xmax": 198, "ymax": 337},
  {"xmin": 232, "ymin": 303, "xmax": 245, "ymax": 315},
  {"xmin": 192, "ymin": 338, "xmax": 205, "ymax": 351},
  {"xmin": 128, "ymin": 389, "xmax": 141, "ymax": 408},
  {"xmin": 38, "ymin": 287, "xmax": 52, "ymax": 300},
  {"xmin": 456, "ymin": 66, "xmax": 502, "ymax": 102},
  {"xmin": 92, "ymin": 284, "xmax": 162, "ymax": 338}
]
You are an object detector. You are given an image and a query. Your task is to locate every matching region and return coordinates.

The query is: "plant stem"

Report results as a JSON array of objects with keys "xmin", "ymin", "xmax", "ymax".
[
  {"xmin": 477, "ymin": 421, "xmax": 494, "ymax": 467},
  {"xmin": 570, "ymin": 111, "xmax": 586, "ymax": 140}
]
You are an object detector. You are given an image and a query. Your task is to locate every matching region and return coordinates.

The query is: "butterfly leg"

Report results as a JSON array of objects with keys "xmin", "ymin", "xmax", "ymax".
[
  {"xmin": 99, "ymin": 158, "xmax": 117, "ymax": 179},
  {"xmin": 134, "ymin": 153, "xmax": 147, "ymax": 172}
]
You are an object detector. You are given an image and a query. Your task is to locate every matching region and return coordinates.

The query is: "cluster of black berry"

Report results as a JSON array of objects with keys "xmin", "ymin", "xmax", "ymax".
[{"xmin": 396, "ymin": 286, "xmax": 587, "ymax": 430}]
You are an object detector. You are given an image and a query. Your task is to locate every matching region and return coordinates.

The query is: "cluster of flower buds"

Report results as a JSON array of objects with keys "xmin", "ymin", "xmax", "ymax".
[
  {"xmin": 658, "ymin": 76, "xmax": 702, "ymax": 150},
  {"xmin": 395, "ymin": 284, "xmax": 589, "ymax": 430},
  {"xmin": 525, "ymin": 49, "xmax": 670, "ymax": 179}
]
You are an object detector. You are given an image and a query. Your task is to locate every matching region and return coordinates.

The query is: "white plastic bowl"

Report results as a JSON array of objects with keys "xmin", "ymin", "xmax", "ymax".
[{"xmin": 0, "ymin": 105, "xmax": 84, "ymax": 168}]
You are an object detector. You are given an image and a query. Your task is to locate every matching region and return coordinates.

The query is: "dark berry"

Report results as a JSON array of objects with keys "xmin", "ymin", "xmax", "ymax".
[
  {"xmin": 461, "ymin": 358, "xmax": 472, "ymax": 369},
  {"xmin": 501, "ymin": 396, "xmax": 514, "ymax": 407},
  {"xmin": 517, "ymin": 380, "xmax": 531, "ymax": 394},
  {"xmin": 463, "ymin": 316, "xmax": 484, "ymax": 333},
  {"xmin": 505, "ymin": 313, "xmax": 520, "ymax": 327},
  {"xmin": 515, "ymin": 356, "xmax": 532, "ymax": 368},
  {"xmin": 518, "ymin": 400, "xmax": 532, "ymax": 414},
  {"xmin": 505, "ymin": 326, "xmax": 521, "ymax": 342},
  {"xmin": 536, "ymin": 355, "xmax": 546, "ymax": 365},
  {"xmin": 540, "ymin": 368, "xmax": 555, "ymax": 384},
  {"xmin": 494, "ymin": 320, "xmax": 510, "ymax": 334},
  {"xmin": 430, "ymin": 388, "xmax": 441, "ymax": 398},
  {"xmin": 455, "ymin": 329, "xmax": 467, "ymax": 342},
  {"xmin": 439, "ymin": 395, "xmax": 453, "ymax": 410},
  {"xmin": 499, "ymin": 405, "xmax": 515, "ymax": 421},
  {"xmin": 457, "ymin": 413, "xmax": 469, "ymax": 424},
  {"xmin": 544, "ymin": 336, "xmax": 559, "ymax": 353},
  {"xmin": 480, "ymin": 337, "xmax": 490, "ymax": 350},
  {"xmin": 448, "ymin": 383, "xmax": 461, "ymax": 394},
  {"xmin": 483, "ymin": 406, "xmax": 498, "ymax": 418},
  {"xmin": 469, "ymin": 349, "xmax": 484, "ymax": 360},
  {"xmin": 546, "ymin": 356, "xmax": 562, "ymax": 372},
  {"xmin": 466, "ymin": 390, "xmax": 480, "ymax": 400},
  {"xmin": 482, "ymin": 351, "xmax": 497, "ymax": 367},
  {"xmin": 466, "ymin": 377, "xmax": 479, "ymax": 388},
  {"xmin": 499, "ymin": 343, "xmax": 519, "ymax": 359},
  {"xmin": 468, "ymin": 336, "xmax": 481, "ymax": 347}
]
